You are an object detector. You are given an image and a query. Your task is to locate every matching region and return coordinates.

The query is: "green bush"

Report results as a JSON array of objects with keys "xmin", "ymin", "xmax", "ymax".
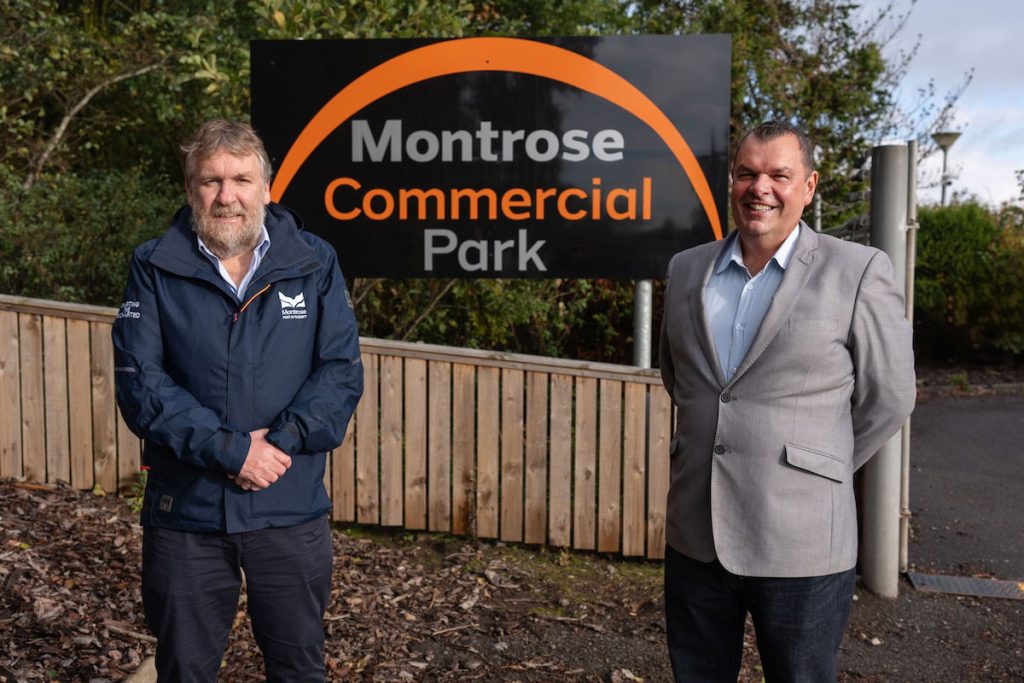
[
  {"xmin": 0, "ymin": 165, "xmax": 179, "ymax": 305},
  {"xmin": 915, "ymin": 202, "xmax": 1024, "ymax": 357}
]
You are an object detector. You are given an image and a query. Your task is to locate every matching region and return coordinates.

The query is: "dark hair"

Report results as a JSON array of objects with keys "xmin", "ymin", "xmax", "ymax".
[
  {"xmin": 735, "ymin": 121, "xmax": 815, "ymax": 174},
  {"xmin": 181, "ymin": 119, "xmax": 272, "ymax": 186}
]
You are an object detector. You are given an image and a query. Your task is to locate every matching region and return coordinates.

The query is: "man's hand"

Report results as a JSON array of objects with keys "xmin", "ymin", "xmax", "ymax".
[{"xmin": 231, "ymin": 428, "xmax": 292, "ymax": 491}]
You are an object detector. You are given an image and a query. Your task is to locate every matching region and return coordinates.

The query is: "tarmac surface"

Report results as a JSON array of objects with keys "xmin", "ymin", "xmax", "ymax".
[{"xmin": 908, "ymin": 391, "xmax": 1024, "ymax": 581}]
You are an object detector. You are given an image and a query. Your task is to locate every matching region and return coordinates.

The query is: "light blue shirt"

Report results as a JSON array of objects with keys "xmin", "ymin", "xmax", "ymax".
[
  {"xmin": 197, "ymin": 225, "xmax": 271, "ymax": 301},
  {"xmin": 704, "ymin": 225, "xmax": 801, "ymax": 382}
]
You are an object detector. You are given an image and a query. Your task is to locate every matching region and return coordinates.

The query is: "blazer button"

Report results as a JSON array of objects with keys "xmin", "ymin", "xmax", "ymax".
[
  {"xmin": 714, "ymin": 444, "xmax": 726, "ymax": 455},
  {"xmin": 720, "ymin": 392, "xmax": 732, "ymax": 403}
]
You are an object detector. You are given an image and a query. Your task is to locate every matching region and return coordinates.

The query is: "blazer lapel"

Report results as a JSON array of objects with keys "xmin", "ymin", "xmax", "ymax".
[{"xmin": 728, "ymin": 223, "xmax": 819, "ymax": 385}]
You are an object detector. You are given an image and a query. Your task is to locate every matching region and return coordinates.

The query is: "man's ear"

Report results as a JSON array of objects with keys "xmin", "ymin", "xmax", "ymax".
[
  {"xmin": 804, "ymin": 170, "xmax": 819, "ymax": 206},
  {"xmin": 262, "ymin": 181, "xmax": 271, "ymax": 205}
]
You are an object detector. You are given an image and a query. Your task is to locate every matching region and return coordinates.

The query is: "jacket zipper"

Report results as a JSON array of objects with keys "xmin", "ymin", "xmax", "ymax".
[{"xmin": 233, "ymin": 283, "xmax": 272, "ymax": 322}]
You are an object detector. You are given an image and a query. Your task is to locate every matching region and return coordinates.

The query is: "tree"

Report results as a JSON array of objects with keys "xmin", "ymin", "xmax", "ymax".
[
  {"xmin": 915, "ymin": 203, "xmax": 1024, "ymax": 357},
  {"xmin": 628, "ymin": 0, "xmax": 970, "ymax": 229}
]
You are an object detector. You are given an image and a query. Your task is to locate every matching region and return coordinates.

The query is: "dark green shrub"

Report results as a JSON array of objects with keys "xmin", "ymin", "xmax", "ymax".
[
  {"xmin": 0, "ymin": 165, "xmax": 179, "ymax": 305},
  {"xmin": 915, "ymin": 202, "xmax": 1024, "ymax": 357}
]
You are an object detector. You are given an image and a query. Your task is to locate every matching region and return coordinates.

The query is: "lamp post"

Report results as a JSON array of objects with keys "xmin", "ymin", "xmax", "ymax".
[{"xmin": 931, "ymin": 131, "xmax": 961, "ymax": 206}]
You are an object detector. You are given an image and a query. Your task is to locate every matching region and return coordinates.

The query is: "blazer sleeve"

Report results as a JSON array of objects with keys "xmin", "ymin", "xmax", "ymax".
[
  {"xmin": 849, "ymin": 250, "xmax": 916, "ymax": 469},
  {"xmin": 264, "ymin": 246, "xmax": 364, "ymax": 456},
  {"xmin": 112, "ymin": 250, "xmax": 251, "ymax": 474}
]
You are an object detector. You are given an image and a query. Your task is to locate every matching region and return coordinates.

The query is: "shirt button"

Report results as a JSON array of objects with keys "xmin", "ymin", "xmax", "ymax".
[
  {"xmin": 714, "ymin": 445, "xmax": 726, "ymax": 455},
  {"xmin": 721, "ymin": 392, "xmax": 732, "ymax": 403}
]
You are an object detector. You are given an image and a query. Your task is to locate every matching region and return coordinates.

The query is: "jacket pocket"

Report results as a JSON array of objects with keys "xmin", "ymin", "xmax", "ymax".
[{"xmin": 785, "ymin": 443, "xmax": 846, "ymax": 482}]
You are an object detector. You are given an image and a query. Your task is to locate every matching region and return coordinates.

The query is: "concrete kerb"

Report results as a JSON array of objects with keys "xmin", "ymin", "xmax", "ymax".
[{"xmin": 123, "ymin": 656, "xmax": 156, "ymax": 683}]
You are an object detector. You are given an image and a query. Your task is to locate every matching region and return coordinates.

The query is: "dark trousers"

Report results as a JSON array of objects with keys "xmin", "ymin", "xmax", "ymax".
[
  {"xmin": 664, "ymin": 546, "xmax": 855, "ymax": 683},
  {"xmin": 142, "ymin": 515, "xmax": 333, "ymax": 683}
]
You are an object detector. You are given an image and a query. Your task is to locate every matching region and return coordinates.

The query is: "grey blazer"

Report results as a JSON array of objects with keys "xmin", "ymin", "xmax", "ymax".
[{"xmin": 659, "ymin": 223, "xmax": 916, "ymax": 577}]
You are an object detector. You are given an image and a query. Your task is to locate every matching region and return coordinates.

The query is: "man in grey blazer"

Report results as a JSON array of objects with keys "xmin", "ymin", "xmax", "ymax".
[{"xmin": 659, "ymin": 120, "xmax": 915, "ymax": 682}]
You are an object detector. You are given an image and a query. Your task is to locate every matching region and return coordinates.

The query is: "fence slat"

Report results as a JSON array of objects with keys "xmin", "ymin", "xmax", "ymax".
[
  {"xmin": 332, "ymin": 421, "xmax": 355, "ymax": 522},
  {"xmin": 428, "ymin": 361, "xmax": 451, "ymax": 532},
  {"xmin": 380, "ymin": 356, "xmax": 403, "ymax": 526},
  {"xmin": 500, "ymin": 368, "xmax": 525, "ymax": 542},
  {"xmin": 598, "ymin": 379, "xmax": 622, "ymax": 553},
  {"xmin": 452, "ymin": 363, "xmax": 475, "ymax": 535},
  {"xmin": 0, "ymin": 311, "xmax": 21, "ymax": 479},
  {"xmin": 90, "ymin": 322, "xmax": 117, "ymax": 494},
  {"xmin": 524, "ymin": 371, "xmax": 548, "ymax": 545},
  {"xmin": 573, "ymin": 376, "xmax": 597, "ymax": 550},
  {"xmin": 622, "ymin": 382, "xmax": 647, "ymax": 557},
  {"xmin": 475, "ymin": 366, "xmax": 500, "ymax": 538},
  {"xmin": 647, "ymin": 387, "xmax": 672, "ymax": 559},
  {"xmin": 20, "ymin": 314, "xmax": 45, "ymax": 483},
  {"xmin": 548, "ymin": 374, "xmax": 572, "ymax": 548},
  {"xmin": 42, "ymin": 316, "xmax": 70, "ymax": 485},
  {"xmin": 356, "ymin": 353, "xmax": 379, "ymax": 524},
  {"xmin": 67, "ymin": 320, "xmax": 92, "ymax": 489},
  {"xmin": 404, "ymin": 358, "xmax": 427, "ymax": 530}
]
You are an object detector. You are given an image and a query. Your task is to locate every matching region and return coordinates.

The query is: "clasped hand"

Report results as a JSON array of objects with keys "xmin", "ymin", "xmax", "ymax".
[{"xmin": 229, "ymin": 428, "xmax": 292, "ymax": 491}]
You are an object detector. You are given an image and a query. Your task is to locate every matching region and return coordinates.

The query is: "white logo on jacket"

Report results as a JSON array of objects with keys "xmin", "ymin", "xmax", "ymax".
[
  {"xmin": 279, "ymin": 291, "xmax": 308, "ymax": 319},
  {"xmin": 118, "ymin": 301, "xmax": 141, "ymax": 320}
]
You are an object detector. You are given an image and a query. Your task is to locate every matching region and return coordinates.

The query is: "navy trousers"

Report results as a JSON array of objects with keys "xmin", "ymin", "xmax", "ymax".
[
  {"xmin": 664, "ymin": 546, "xmax": 855, "ymax": 683},
  {"xmin": 142, "ymin": 515, "xmax": 333, "ymax": 683}
]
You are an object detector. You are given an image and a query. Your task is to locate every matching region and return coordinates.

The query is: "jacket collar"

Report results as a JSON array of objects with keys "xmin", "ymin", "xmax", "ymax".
[{"xmin": 149, "ymin": 203, "xmax": 320, "ymax": 296}]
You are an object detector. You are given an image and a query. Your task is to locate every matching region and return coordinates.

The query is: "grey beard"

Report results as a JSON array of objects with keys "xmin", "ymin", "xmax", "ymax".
[{"xmin": 191, "ymin": 202, "xmax": 265, "ymax": 258}]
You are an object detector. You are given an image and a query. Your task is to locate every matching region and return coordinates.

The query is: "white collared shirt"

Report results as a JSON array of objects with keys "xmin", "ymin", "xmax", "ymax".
[
  {"xmin": 704, "ymin": 224, "xmax": 801, "ymax": 382},
  {"xmin": 197, "ymin": 225, "xmax": 271, "ymax": 301}
]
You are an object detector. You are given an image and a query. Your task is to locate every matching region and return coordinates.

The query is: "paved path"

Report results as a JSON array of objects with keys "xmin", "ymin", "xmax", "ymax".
[{"xmin": 908, "ymin": 392, "xmax": 1024, "ymax": 580}]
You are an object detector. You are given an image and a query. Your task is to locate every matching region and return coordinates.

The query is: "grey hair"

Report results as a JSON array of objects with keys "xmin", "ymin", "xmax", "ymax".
[{"xmin": 181, "ymin": 119, "xmax": 272, "ymax": 186}]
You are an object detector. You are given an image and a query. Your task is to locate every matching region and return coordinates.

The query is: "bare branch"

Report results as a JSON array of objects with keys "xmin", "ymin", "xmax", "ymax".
[
  {"xmin": 23, "ymin": 58, "xmax": 166, "ymax": 190},
  {"xmin": 399, "ymin": 279, "xmax": 457, "ymax": 342}
]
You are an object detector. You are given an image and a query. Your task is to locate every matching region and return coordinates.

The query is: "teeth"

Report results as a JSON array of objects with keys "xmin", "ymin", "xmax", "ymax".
[{"xmin": 748, "ymin": 203, "xmax": 774, "ymax": 212}]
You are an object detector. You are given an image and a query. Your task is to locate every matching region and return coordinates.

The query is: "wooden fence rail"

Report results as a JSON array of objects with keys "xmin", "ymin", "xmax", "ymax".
[{"xmin": 0, "ymin": 294, "xmax": 674, "ymax": 559}]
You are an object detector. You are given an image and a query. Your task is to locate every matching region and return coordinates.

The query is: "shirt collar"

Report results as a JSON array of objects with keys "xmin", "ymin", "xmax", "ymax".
[{"xmin": 715, "ymin": 223, "xmax": 801, "ymax": 275}]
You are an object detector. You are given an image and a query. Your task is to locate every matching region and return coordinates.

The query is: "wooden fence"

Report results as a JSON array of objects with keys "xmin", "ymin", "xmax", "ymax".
[{"xmin": 0, "ymin": 294, "xmax": 674, "ymax": 559}]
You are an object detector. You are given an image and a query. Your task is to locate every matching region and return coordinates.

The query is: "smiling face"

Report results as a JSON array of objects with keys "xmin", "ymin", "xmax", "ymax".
[
  {"xmin": 730, "ymin": 132, "xmax": 817, "ymax": 248},
  {"xmin": 186, "ymin": 150, "xmax": 270, "ymax": 258}
]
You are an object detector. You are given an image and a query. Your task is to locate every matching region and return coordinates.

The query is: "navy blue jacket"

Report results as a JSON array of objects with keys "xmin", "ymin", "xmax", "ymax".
[{"xmin": 113, "ymin": 203, "xmax": 363, "ymax": 533}]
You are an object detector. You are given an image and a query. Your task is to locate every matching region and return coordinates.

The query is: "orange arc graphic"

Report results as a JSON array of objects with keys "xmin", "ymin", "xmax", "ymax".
[{"xmin": 270, "ymin": 37, "xmax": 723, "ymax": 241}]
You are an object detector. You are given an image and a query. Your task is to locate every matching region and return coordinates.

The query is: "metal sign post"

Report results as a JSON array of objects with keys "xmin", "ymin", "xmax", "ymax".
[{"xmin": 862, "ymin": 141, "xmax": 909, "ymax": 598}]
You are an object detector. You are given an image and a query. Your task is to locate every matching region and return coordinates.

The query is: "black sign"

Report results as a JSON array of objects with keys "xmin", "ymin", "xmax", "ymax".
[{"xmin": 252, "ymin": 36, "xmax": 730, "ymax": 278}]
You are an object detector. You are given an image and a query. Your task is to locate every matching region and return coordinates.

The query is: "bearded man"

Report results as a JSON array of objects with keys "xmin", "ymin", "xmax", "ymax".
[{"xmin": 113, "ymin": 119, "xmax": 363, "ymax": 682}]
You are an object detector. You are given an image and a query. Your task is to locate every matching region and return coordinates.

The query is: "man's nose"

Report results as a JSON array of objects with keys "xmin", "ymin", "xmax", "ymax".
[
  {"xmin": 216, "ymin": 182, "xmax": 236, "ymax": 205},
  {"xmin": 750, "ymin": 173, "xmax": 771, "ymax": 195}
]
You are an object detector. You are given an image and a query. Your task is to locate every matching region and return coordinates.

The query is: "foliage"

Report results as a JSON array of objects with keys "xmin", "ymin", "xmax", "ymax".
[
  {"xmin": 0, "ymin": 164, "xmax": 177, "ymax": 304},
  {"xmin": 915, "ymin": 202, "xmax": 1024, "ymax": 357},
  {"xmin": 628, "ymin": 0, "xmax": 970, "ymax": 229},
  {"xmin": 353, "ymin": 277, "xmax": 640, "ymax": 362},
  {"xmin": 0, "ymin": 0, "xmax": 980, "ymax": 364}
]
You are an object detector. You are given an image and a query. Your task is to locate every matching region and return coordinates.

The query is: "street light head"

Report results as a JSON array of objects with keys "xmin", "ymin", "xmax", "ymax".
[{"xmin": 931, "ymin": 131, "xmax": 961, "ymax": 152}]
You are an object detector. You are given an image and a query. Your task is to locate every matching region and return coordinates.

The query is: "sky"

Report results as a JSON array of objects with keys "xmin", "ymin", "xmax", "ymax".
[{"xmin": 858, "ymin": 0, "xmax": 1023, "ymax": 206}]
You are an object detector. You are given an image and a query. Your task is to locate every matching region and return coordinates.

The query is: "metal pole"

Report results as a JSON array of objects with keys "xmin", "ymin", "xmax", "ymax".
[
  {"xmin": 940, "ymin": 148, "xmax": 949, "ymax": 206},
  {"xmin": 862, "ymin": 142, "xmax": 908, "ymax": 599},
  {"xmin": 813, "ymin": 193, "xmax": 822, "ymax": 233},
  {"xmin": 633, "ymin": 280, "xmax": 653, "ymax": 368},
  {"xmin": 900, "ymin": 140, "xmax": 918, "ymax": 573}
]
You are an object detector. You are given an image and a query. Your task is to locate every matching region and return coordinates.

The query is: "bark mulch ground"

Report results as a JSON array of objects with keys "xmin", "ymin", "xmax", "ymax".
[{"xmin": 1, "ymin": 479, "xmax": 1021, "ymax": 682}]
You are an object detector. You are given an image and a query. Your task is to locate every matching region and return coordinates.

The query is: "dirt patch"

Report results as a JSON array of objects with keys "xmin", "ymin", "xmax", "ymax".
[{"xmin": 1, "ymin": 481, "xmax": 1021, "ymax": 682}]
